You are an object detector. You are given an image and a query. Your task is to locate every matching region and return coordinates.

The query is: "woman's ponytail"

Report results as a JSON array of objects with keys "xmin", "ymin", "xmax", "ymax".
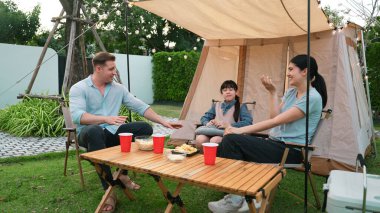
[
  {"xmin": 311, "ymin": 73, "xmax": 327, "ymax": 108},
  {"xmin": 290, "ymin": 55, "xmax": 328, "ymax": 108}
]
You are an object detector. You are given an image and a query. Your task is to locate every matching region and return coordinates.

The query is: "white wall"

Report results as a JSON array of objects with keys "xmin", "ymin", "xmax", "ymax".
[
  {"xmin": 114, "ymin": 54, "xmax": 153, "ymax": 104},
  {"xmin": 0, "ymin": 44, "xmax": 154, "ymax": 109},
  {"xmin": 0, "ymin": 43, "xmax": 58, "ymax": 109}
]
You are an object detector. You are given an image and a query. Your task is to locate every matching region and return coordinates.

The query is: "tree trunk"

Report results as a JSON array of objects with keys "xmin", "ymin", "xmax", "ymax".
[{"xmin": 59, "ymin": 0, "xmax": 86, "ymax": 94}]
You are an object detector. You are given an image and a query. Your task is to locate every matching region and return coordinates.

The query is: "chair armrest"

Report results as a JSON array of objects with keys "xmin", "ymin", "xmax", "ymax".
[
  {"xmin": 63, "ymin": 127, "xmax": 76, "ymax": 131},
  {"xmin": 283, "ymin": 141, "xmax": 316, "ymax": 151}
]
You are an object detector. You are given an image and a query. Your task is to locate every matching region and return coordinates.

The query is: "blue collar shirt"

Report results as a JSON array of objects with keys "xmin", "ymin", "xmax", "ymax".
[{"xmin": 69, "ymin": 75, "xmax": 150, "ymax": 135}]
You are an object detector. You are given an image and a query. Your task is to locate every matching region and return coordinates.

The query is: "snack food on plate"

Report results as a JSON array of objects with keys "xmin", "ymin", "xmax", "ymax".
[{"xmin": 174, "ymin": 144, "xmax": 197, "ymax": 154}]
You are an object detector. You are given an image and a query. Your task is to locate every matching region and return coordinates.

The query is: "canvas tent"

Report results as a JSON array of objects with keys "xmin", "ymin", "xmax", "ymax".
[{"xmin": 133, "ymin": 0, "xmax": 374, "ymax": 176}]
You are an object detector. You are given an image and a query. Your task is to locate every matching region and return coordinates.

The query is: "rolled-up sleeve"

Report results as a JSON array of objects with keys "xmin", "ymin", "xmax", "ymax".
[
  {"xmin": 122, "ymin": 88, "xmax": 150, "ymax": 116},
  {"xmin": 232, "ymin": 104, "xmax": 253, "ymax": 127},
  {"xmin": 69, "ymin": 84, "xmax": 87, "ymax": 125},
  {"xmin": 200, "ymin": 105, "xmax": 216, "ymax": 126}
]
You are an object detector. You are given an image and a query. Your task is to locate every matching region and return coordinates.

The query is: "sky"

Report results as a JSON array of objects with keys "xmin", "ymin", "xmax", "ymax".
[{"xmin": 12, "ymin": 0, "xmax": 376, "ymax": 30}]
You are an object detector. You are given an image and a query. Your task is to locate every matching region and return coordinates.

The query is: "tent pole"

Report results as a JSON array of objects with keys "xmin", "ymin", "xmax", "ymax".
[
  {"xmin": 360, "ymin": 30, "xmax": 377, "ymax": 156},
  {"xmin": 305, "ymin": 0, "xmax": 311, "ymax": 212},
  {"xmin": 125, "ymin": 2, "xmax": 132, "ymax": 122}
]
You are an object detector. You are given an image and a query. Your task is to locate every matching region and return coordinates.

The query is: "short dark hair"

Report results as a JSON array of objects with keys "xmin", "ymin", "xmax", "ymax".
[{"xmin": 92, "ymin": 52, "xmax": 115, "ymax": 67}]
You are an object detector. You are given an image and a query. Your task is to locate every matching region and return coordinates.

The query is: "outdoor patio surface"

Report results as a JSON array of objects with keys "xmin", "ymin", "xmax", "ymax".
[{"xmin": 0, "ymin": 117, "xmax": 178, "ymax": 158}]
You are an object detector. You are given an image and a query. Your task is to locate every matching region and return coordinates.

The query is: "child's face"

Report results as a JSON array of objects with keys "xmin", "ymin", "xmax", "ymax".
[{"xmin": 221, "ymin": 87, "xmax": 237, "ymax": 102}]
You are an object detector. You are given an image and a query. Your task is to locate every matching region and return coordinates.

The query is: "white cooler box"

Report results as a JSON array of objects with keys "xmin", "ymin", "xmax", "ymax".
[{"xmin": 325, "ymin": 170, "xmax": 380, "ymax": 212}]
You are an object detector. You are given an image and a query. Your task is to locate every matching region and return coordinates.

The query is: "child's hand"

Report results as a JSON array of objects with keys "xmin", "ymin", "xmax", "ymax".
[
  {"xmin": 206, "ymin": 120, "xmax": 215, "ymax": 126},
  {"xmin": 216, "ymin": 121, "xmax": 229, "ymax": 129}
]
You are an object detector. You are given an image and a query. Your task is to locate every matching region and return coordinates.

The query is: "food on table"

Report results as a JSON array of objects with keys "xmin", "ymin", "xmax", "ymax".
[
  {"xmin": 174, "ymin": 144, "xmax": 197, "ymax": 154},
  {"xmin": 136, "ymin": 137, "xmax": 153, "ymax": 150}
]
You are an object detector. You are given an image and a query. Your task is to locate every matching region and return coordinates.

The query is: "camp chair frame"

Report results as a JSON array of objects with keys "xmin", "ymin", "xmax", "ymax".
[
  {"xmin": 61, "ymin": 103, "xmax": 85, "ymax": 187},
  {"xmin": 251, "ymin": 109, "xmax": 332, "ymax": 210},
  {"xmin": 279, "ymin": 109, "xmax": 333, "ymax": 210}
]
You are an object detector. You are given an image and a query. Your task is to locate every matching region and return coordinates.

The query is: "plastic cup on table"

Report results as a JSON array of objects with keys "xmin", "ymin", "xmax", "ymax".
[
  {"xmin": 119, "ymin": 133, "xmax": 133, "ymax": 152},
  {"xmin": 152, "ymin": 133, "xmax": 166, "ymax": 154},
  {"xmin": 202, "ymin": 142, "xmax": 219, "ymax": 165}
]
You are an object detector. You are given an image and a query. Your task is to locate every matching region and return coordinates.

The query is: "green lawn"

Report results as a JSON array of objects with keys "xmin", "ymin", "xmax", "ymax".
[
  {"xmin": 150, "ymin": 102, "xmax": 183, "ymax": 118},
  {"xmin": 1, "ymin": 103, "xmax": 379, "ymax": 212},
  {"xmin": 1, "ymin": 139, "xmax": 379, "ymax": 212}
]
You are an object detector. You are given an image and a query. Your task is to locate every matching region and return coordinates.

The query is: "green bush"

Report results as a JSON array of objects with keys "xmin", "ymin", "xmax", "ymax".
[
  {"xmin": 0, "ymin": 98, "xmax": 152, "ymax": 137},
  {"xmin": 119, "ymin": 105, "xmax": 150, "ymax": 124},
  {"xmin": 367, "ymin": 42, "xmax": 380, "ymax": 117},
  {"xmin": 152, "ymin": 51, "xmax": 200, "ymax": 101},
  {"xmin": 0, "ymin": 98, "xmax": 65, "ymax": 137}
]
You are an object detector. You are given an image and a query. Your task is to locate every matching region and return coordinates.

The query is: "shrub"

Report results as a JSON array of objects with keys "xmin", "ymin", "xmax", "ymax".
[
  {"xmin": 0, "ymin": 98, "xmax": 150, "ymax": 137},
  {"xmin": 0, "ymin": 97, "xmax": 65, "ymax": 137},
  {"xmin": 367, "ymin": 42, "xmax": 380, "ymax": 117},
  {"xmin": 119, "ymin": 105, "xmax": 150, "ymax": 123},
  {"xmin": 152, "ymin": 51, "xmax": 200, "ymax": 101}
]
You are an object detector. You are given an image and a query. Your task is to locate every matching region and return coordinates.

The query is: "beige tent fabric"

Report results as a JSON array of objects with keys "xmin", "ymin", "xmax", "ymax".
[
  {"xmin": 184, "ymin": 46, "xmax": 239, "ymax": 122},
  {"xmin": 243, "ymin": 43, "xmax": 287, "ymax": 125},
  {"xmin": 134, "ymin": 1, "xmax": 372, "ymax": 175},
  {"xmin": 134, "ymin": 0, "xmax": 330, "ymax": 39},
  {"xmin": 181, "ymin": 29, "xmax": 371, "ymax": 175}
]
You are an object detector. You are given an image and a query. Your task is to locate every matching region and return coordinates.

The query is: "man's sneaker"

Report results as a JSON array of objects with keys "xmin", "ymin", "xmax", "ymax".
[
  {"xmin": 237, "ymin": 199, "xmax": 262, "ymax": 213},
  {"xmin": 208, "ymin": 194, "xmax": 243, "ymax": 213}
]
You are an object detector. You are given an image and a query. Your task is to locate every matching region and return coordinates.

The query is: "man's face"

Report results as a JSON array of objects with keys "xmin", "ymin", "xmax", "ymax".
[{"xmin": 96, "ymin": 60, "xmax": 116, "ymax": 83}]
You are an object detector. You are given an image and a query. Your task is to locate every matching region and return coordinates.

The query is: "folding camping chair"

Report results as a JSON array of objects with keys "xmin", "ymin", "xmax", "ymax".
[
  {"xmin": 61, "ymin": 104, "xmax": 85, "ymax": 187},
  {"xmin": 168, "ymin": 99, "xmax": 256, "ymax": 146},
  {"xmin": 278, "ymin": 109, "xmax": 333, "ymax": 210}
]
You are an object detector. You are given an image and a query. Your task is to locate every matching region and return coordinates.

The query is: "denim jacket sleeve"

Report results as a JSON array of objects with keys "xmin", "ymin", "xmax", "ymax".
[
  {"xmin": 200, "ymin": 104, "xmax": 216, "ymax": 126},
  {"xmin": 231, "ymin": 104, "xmax": 253, "ymax": 128}
]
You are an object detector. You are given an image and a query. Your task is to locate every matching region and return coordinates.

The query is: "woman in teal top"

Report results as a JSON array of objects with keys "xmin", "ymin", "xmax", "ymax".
[{"xmin": 208, "ymin": 54, "xmax": 328, "ymax": 212}]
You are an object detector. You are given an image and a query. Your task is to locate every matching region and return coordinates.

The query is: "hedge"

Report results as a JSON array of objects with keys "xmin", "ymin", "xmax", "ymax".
[{"xmin": 152, "ymin": 51, "xmax": 200, "ymax": 102}]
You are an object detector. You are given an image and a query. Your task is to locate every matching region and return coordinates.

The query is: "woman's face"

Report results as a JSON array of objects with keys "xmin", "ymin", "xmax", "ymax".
[
  {"xmin": 221, "ymin": 87, "xmax": 237, "ymax": 102},
  {"xmin": 287, "ymin": 62, "xmax": 306, "ymax": 87}
]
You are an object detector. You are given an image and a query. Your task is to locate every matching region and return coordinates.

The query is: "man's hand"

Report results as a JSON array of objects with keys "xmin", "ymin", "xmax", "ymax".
[
  {"xmin": 161, "ymin": 121, "xmax": 183, "ymax": 129},
  {"xmin": 104, "ymin": 116, "xmax": 128, "ymax": 125}
]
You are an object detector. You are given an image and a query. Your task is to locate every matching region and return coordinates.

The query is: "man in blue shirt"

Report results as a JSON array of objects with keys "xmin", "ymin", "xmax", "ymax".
[{"xmin": 70, "ymin": 52, "xmax": 180, "ymax": 212}]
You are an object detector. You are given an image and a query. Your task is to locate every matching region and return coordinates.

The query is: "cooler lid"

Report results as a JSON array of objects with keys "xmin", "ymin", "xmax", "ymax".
[{"xmin": 327, "ymin": 170, "xmax": 380, "ymax": 211}]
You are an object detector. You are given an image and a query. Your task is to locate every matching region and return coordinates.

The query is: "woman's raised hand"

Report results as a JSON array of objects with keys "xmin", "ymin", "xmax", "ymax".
[{"xmin": 261, "ymin": 75, "xmax": 276, "ymax": 94}]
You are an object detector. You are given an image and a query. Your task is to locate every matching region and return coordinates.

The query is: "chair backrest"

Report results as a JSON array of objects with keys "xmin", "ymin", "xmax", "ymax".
[
  {"xmin": 283, "ymin": 109, "xmax": 333, "ymax": 168},
  {"xmin": 212, "ymin": 99, "xmax": 256, "ymax": 119},
  {"xmin": 61, "ymin": 106, "xmax": 76, "ymax": 130}
]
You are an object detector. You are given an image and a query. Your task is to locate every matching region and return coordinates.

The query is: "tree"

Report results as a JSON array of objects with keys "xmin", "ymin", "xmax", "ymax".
[
  {"xmin": 84, "ymin": 0, "xmax": 203, "ymax": 55},
  {"xmin": 366, "ymin": 17, "xmax": 380, "ymax": 117},
  {"xmin": 59, "ymin": 0, "xmax": 88, "ymax": 93},
  {"xmin": 0, "ymin": 0, "xmax": 40, "ymax": 45}
]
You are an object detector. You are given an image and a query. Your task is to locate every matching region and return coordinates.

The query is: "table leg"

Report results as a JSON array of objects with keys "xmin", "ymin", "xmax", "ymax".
[
  {"xmin": 259, "ymin": 192, "xmax": 270, "ymax": 213},
  {"xmin": 113, "ymin": 169, "xmax": 135, "ymax": 201},
  {"xmin": 245, "ymin": 196, "xmax": 257, "ymax": 213},
  {"xmin": 150, "ymin": 174, "xmax": 186, "ymax": 213},
  {"xmin": 95, "ymin": 186, "xmax": 115, "ymax": 213},
  {"xmin": 94, "ymin": 165, "xmax": 136, "ymax": 212}
]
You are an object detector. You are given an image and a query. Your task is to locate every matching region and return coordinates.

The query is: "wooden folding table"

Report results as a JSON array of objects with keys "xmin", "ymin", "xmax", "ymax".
[{"xmin": 80, "ymin": 144, "xmax": 286, "ymax": 213}]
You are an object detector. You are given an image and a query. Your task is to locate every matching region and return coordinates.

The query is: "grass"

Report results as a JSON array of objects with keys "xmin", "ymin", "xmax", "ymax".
[
  {"xmin": 0, "ymin": 103, "xmax": 379, "ymax": 212},
  {"xmin": 150, "ymin": 102, "xmax": 183, "ymax": 118},
  {"xmin": 1, "ymin": 139, "xmax": 379, "ymax": 212}
]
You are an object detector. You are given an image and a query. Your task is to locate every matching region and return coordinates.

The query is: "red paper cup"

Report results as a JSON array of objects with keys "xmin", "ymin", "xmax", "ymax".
[
  {"xmin": 152, "ymin": 134, "xmax": 166, "ymax": 154},
  {"xmin": 119, "ymin": 133, "xmax": 133, "ymax": 152},
  {"xmin": 202, "ymin": 143, "xmax": 219, "ymax": 165}
]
